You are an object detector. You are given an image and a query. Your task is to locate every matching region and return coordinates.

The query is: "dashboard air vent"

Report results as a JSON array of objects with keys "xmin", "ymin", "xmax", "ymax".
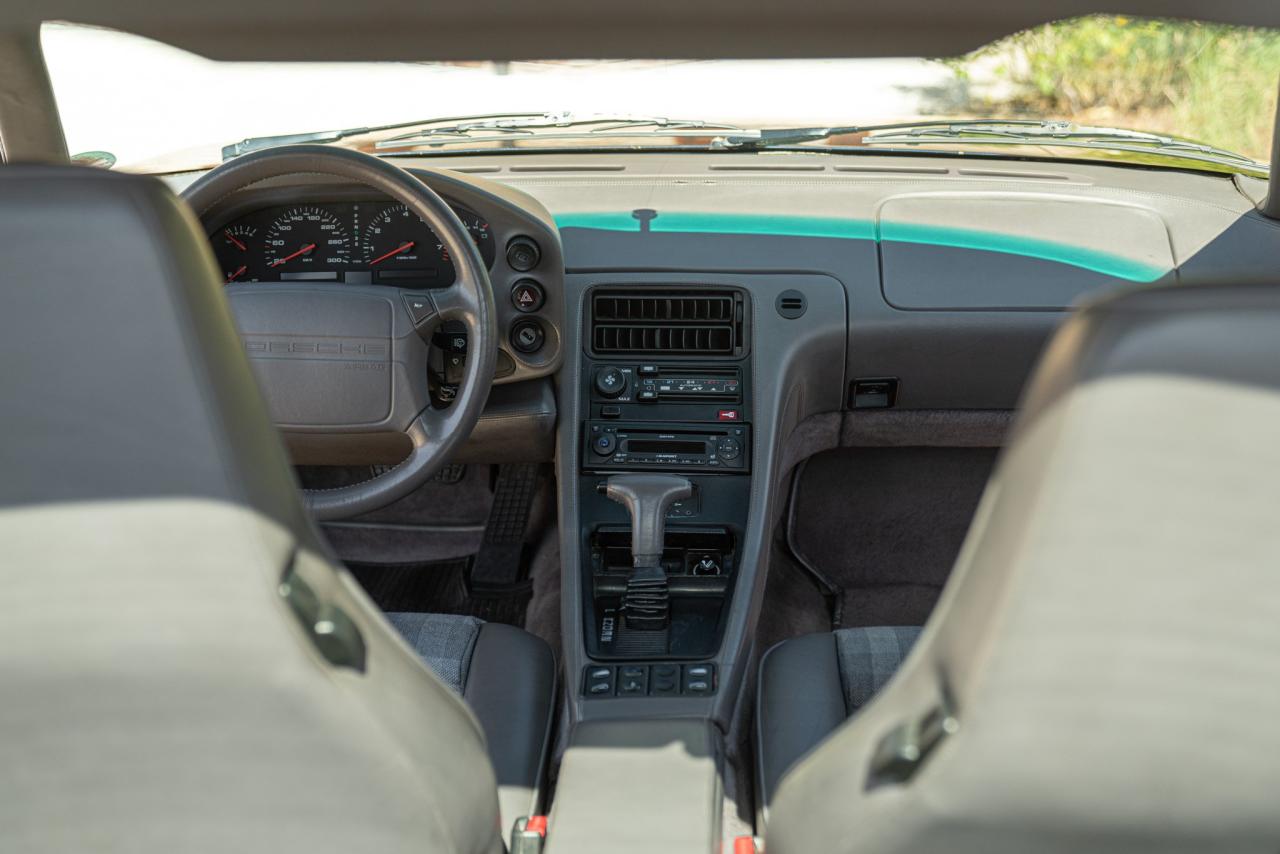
[{"xmin": 591, "ymin": 289, "xmax": 744, "ymax": 356}]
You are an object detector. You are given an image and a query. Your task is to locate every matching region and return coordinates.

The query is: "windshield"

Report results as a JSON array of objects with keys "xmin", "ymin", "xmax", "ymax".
[{"xmin": 42, "ymin": 16, "xmax": 1280, "ymax": 174}]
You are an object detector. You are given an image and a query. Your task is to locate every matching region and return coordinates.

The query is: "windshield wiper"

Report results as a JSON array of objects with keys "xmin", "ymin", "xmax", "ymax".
[
  {"xmin": 373, "ymin": 114, "xmax": 743, "ymax": 150},
  {"xmin": 221, "ymin": 112, "xmax": 554, "ymax": 160},
  {"xmin": 222, "ymin": 112, "xmax": 741, "ymax": 160},
  {"xmin": 714, "ymin": 119, "xmax": 1266, "ymax": 171}
]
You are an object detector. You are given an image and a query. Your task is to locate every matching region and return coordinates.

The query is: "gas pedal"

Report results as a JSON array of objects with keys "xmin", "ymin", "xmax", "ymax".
[{"xmin": 470, "ymin": 462, "xmax": 543, "ymax": 587}]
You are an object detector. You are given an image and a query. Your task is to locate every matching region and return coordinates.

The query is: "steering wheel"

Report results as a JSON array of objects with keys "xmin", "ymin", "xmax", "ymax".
[{"xmin": 183, "ymin": 145, "xmax": 496, "ymax": 521}]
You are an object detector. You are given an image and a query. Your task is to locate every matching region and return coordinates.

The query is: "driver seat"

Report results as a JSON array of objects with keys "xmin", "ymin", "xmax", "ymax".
[{"xmin": 0, "ymin": 165, "xmax": 552, "ymax": 852}]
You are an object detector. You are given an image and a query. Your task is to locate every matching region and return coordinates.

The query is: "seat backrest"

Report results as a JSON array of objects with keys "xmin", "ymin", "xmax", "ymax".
[
  {"xmin": 767, "ymin": 282, "xmax": 1280, "ymax": 854},
  {"xmin": 0, "ymin": 166, "xmax": 503, "ymax": 854}
]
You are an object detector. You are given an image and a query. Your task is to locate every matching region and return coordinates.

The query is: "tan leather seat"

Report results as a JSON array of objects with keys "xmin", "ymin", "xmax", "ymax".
[
  {"xmin": 0, "ymin": 165, "xmax": 549, "ymax": 854},
  {"xmin": 764, "ymin": 282, "xmax": 1280, "ymax": 854}
]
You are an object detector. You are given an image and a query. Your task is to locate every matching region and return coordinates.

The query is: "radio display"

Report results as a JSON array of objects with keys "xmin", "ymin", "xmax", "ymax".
[{"xmin": 626, "ymin": 439, "xmax": 706, "ymax": 455}]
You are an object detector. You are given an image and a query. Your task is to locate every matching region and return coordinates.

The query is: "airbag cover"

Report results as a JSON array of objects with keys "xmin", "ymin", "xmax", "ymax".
[{"xmin": 228, "ymin": 288, "xmax": 396, "ymax": 428}]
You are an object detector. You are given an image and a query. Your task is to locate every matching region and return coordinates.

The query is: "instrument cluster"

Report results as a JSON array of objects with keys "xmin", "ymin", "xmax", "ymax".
[{"xmin": 211, "ymin": 201, "xmax": 496, "ymax": 288}]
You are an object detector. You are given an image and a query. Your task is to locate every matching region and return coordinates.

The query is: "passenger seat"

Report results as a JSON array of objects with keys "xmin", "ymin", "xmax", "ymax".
[
  {"xmin": 756, "ymin": 626, "xmax": 921, "ymax": 809},
  {"xmin": 758, "ymin": 282, "xmax": 1280, "ymax": 854}
]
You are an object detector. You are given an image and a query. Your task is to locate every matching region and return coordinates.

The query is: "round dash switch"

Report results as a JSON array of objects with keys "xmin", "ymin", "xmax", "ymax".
[
  {"xmin": 506, "ymin": 236, "xmax": 541, "ymax": 272},
  {"xmin": 511, "ymin": 279, "xmax": 545, "ymax": 313},
  {"xmin": 510, "ymin": 318, "xmax": 545, "ymax": 354}
]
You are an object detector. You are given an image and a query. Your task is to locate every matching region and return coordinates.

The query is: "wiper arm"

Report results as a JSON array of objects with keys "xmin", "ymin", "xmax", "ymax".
[
  {"xmin": 712, "ymin": 119, "xmax": 1042, "ymax": 149},
  {"xmin": 223, "ymin": 112, "xmax": 741, "ymax": 160},
  {"xmin": 715, "ymin": 119, "xmax": 1265, "ymax": 170},
  {"xmin": 867, "ymin": 120, "xmax": 1262, "ymax": 166},
  {"xmin": 374, "ymin": 114, "xmax": 743, "ymax": 150},
  {"xmin": 221, "ymin": 112, "xmax": 565, "ymax": 160}
]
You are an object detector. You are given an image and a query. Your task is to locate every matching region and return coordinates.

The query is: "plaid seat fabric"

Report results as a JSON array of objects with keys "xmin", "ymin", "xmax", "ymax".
[
  {"xmin": 385, "ymin": 612, "xmax": 484, "ymax": 695},
  {"xmin": 834, "ymin": 625, "xmax": 923, "ymax": 713}
]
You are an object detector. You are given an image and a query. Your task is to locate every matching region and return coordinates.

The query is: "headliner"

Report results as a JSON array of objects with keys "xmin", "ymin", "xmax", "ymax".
[{"xmin": 8, "ymin": 0, "xmax": 1280, "ymax": 62}]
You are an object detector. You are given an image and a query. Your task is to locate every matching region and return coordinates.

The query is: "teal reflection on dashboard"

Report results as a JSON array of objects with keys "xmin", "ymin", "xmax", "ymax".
[{"xmin": 555, "ymin": 211, "xmax": 1168, "ymax": 283}]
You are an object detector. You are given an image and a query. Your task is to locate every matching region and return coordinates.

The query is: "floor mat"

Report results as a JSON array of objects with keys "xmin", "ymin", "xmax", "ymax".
[
  {"xmin": 789, "ymin": 446, "xmax": 998, "ymax": 629},
  {"xmin": 347, "ymin": 557, "xmax": 533, "ymax": 627}
]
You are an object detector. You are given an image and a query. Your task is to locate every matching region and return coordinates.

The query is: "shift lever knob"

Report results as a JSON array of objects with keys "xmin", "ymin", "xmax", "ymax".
[
  {"xmin": 604, "ymin": 474, "xmax": 694, "ymax": 568},
  {"xmin": 603, "ymin": 474, "xmax": 693, "ymax": 631}
]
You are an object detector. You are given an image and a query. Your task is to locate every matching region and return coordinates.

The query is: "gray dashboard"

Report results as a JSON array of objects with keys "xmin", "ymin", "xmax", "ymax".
[{"xmin": 169, "ymin": 149, "xmax": 1277, "ymax": 413}]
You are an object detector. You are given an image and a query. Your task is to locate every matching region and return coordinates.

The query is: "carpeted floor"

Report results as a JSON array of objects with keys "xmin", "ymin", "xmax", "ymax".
[
  {"xmin": 347, "ymin": 557, "xmax": 534, "ymax": 626},
  {"xmin": 788, "ymin": 446, "xmax": 999, "ymax": 630},
  {"xmin": 318, "ymin": 463, "xmax": 564, "ymax": 650}
]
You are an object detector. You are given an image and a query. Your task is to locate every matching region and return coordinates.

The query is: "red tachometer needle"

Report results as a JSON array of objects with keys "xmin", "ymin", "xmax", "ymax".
[
  {"xmin": 223, "ymin": 230, "xmax": 247, "ymax": 252},
  {"xmin": 271, "ymin": 243, "xmax": 317, "ymax": 267},
  {"xmin": 369, "ymin": 241, "xmax": 415, "ymax": 266},
  {"xmin": 226, "ymin": 265, "xmax": 247, "ymax": 282}
]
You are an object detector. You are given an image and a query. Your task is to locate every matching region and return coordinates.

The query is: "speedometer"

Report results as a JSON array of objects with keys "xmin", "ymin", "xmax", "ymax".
[{"xmin": 264, "ymin": 206, "xmax": 351, "ymax": 273}]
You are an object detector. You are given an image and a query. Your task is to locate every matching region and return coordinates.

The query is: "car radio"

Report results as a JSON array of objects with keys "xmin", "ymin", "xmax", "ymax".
[{"xmin": 584, "ymin": 422, "xmax": 749, "ymax": 471}]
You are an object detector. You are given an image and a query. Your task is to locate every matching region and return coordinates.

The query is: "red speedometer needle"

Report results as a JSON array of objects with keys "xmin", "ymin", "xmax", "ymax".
[
  {"xmin": 226, "ymin": 265, "xmax": 247, "ymax": 282},
  {"xmin": 223, "ymin": 230, "xmax": 247, "ymax": 252},
  {"xmin": 271, "ymin": 243, "xmax": 317, "ymax": 267},
  {"xmin": 369, "ymin": 241, "xmax": 415, "ymax": 265}
]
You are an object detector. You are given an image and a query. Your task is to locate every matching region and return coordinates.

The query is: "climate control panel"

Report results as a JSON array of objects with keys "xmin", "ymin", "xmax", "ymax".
[{"xmin": 590, "ymin": 364, "xmax": 742, "ymax": 405}]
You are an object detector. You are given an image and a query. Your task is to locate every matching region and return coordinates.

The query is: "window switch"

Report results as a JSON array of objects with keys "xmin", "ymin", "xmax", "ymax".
[
  {"xmin": 682, "ymin": 664, "xmax": 716, "ymax": 695},
  {"xmin": 618, "ymin": 664, "xmax": 649, "ymax": 695},
  {"xmin": 584, "ymin": 665, "xmax": 615, "ymax": 697}
]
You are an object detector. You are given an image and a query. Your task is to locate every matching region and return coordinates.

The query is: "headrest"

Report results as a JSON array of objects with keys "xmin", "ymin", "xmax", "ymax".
[{"xmin": 0, "ymin": 165, "xmax": 311, "ymax": 537}]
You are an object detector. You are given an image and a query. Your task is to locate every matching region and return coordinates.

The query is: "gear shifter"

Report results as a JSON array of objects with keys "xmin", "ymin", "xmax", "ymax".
[{"xmin": 602, "ymin": 474, "xmax": 693, "ymax": 630}]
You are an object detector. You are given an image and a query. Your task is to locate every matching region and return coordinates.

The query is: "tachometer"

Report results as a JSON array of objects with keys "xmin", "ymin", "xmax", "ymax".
[
  {"xmin": 362, "ymin": 203, "xmax": 442, "ymax": 282},
  {"xmin": 264, "ymin": 206, "xmax": 351, "ymax": 273},
  {"xmin": 362, "ymin": 203, "xmax": 495, "ymax": 285}
]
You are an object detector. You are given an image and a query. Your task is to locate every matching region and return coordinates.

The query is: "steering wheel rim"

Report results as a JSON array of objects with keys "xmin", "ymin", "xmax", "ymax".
[{"xmin": 182, "ymin": 144, "xmax": 496, "ymax": 520}]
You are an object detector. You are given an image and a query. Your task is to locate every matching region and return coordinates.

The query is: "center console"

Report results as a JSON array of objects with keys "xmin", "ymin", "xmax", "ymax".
[{"xmin": 575, "ymin": 287, "xmax": 752, "ymax": 698}]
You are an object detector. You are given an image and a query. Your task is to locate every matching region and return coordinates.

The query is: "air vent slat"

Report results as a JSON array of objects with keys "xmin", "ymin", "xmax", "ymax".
[{"xmin": 591, "ymin": 289, "xmax": 743, "ymax": 356}]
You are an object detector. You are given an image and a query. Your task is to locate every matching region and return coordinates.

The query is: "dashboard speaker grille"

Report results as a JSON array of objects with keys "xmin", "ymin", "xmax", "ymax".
[{"xmin": 591, "ymin": 290, "xmax": 744, "ymax": 356}]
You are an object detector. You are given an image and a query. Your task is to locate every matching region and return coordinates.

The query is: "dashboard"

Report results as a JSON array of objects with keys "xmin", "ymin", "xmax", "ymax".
[
  {"xmin": 195, "ymin": 171, "xmax": 567, "ymax": 391},
  {"xmin": 212, "ymin": 200, "xmax": 496, "ymax": 287}
]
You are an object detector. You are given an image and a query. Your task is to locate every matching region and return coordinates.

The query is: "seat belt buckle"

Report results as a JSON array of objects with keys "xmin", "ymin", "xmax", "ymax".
[
  {"xmin": 511, "ymin": 815, "xmax": 547, "ymax": 854},
  {"xmin": 734, "ymin": 835, "xmax": 760, "ymax": 854}
]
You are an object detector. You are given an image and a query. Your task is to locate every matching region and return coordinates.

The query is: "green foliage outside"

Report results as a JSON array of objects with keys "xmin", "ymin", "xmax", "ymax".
[{"xmin": 954, "ymin": 16, "xmax": 1280, "ymax": 161}]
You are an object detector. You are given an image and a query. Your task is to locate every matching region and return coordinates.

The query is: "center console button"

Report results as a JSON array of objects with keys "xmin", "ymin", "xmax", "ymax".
[
  {"xmin": 716, "ymin": 437, "xmax": 742, "ymax": 460},
  {"xmin": 584, "ymin": 665, "xmax": 615, "ymax": 697},
  {"xmin": 682, "ymin": 664, "xmax": 716, "ymax": 695},
  {"xmin": 593, "ymin": 433, "xmax": 618, "ymax": 456}
]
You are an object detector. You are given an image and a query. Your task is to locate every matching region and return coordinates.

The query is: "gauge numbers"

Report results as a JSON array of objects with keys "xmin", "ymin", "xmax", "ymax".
[
  {"xmin": 265, "ymin": 206, "xmax": 351, "ymax": 273},
  {"xmin": 362, "ymin": 203, "xmax": 437, "ymax": 273},
  {"xmin": 220, "ymin": 224, "xmax": 257, "ymax": 282},
  {"xmin": 211, "ymin": 202, "xmax": 495, "ymax": 286}
]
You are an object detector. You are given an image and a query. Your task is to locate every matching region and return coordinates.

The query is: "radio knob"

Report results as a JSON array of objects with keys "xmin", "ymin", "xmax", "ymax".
[
  {"xmin": 594, "ymin": 366, "xmax": 627, "ymax": 398},
  {"xmin": 592, "ymin": 433, "xmax": 618, "ymax": 456}
]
